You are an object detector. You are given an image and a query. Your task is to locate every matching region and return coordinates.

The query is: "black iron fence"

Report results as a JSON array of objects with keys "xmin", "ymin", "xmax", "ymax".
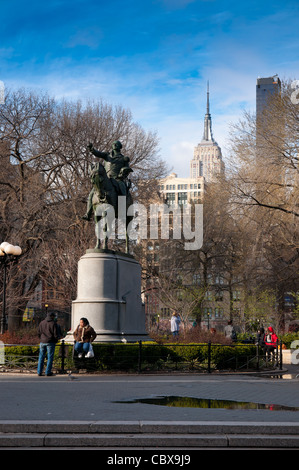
[{"xmin": 0, "ymin": 340, "xmax": 283, "ymax": 374}]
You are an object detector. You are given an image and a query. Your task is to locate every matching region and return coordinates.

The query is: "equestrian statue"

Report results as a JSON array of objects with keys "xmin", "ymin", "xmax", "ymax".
[{"xmin": 83, "ymin": 141, "xmax": 133, "ymax": 253}]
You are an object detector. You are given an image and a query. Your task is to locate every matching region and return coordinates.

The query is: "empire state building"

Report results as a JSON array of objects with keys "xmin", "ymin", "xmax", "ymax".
[{"xmin": 190, "ymin": 83, "xmax": 225, "ymax": 182}]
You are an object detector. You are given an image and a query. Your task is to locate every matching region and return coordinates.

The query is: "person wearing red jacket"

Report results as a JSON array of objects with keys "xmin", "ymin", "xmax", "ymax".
[{"xmin": 264, "ymin": 326, "xmax": 278, "ymax": 360}]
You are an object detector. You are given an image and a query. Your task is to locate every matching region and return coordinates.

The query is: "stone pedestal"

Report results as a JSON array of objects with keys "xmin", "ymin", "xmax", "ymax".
[{"xmin": 66, "ymin": 250, "xmax": 150, "ymax": 343}]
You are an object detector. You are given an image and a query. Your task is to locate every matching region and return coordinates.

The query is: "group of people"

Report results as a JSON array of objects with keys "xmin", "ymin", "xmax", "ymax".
[
  {"xmin": 256, "ymin": 326, "xmax": 278, "ymax": 359},
  {"xmin": 37, "ymin": 309, "xmax": 279, "ymax": 375},
  {"xmin": 38, "ymin": 311, "xmax": 183, "ymax": 375},
  {"xmin": 37, "ymin": 313, "xmax": 96, "ymax": 376},
  {"xmin": 224, "ymin": 320, "xmax": 278, "ymax": 358}
]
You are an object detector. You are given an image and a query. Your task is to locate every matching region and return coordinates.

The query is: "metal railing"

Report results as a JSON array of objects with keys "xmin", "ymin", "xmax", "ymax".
[{"xmin": 0, "ymin": 340, "xmax": 284, "ymax": 374}]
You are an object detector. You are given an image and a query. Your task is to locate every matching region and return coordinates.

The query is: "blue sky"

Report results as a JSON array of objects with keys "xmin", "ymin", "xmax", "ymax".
[{"xmin": 1, "ymin": 0, "xmax": 299, "ymax": 176}]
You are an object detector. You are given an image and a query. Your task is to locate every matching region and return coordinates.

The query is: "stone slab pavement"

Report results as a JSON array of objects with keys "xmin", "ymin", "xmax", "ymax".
[{"xmin": 0, "ymin": 365, "xmax": 299, "ymax": 454}]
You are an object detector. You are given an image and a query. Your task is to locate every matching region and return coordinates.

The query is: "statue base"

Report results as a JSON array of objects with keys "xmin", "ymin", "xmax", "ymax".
[{"xmin": 65, "ymin": 250, "xmax": 150, "ymax": 343}]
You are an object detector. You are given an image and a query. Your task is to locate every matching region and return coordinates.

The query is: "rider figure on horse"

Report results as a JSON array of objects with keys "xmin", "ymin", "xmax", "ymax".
[{"xmin": 83, "ymin": 140, "xmax": 133, "ymax": 221}]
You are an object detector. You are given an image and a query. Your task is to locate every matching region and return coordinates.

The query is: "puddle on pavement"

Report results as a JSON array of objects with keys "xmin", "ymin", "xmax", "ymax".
[
  {"xmin": 252, "ymin": 373, "xmax": 299, "ymax": 380},
  {"xmin": 114, "ymin": 396, "xmax": 299, "ymax": 411},
  {"xmin": 268, "ymin": 374, "xmax": 299, "ymax": 380}
]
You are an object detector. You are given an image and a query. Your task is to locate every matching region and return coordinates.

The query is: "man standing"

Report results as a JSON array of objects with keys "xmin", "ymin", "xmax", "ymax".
[
  {"xmin": 37, "ymin": 312, "xmax": 59, "ymax": 376},
  {"xmin": 171, "ymin": 312, "xmax": 181, "ymax": 337}
]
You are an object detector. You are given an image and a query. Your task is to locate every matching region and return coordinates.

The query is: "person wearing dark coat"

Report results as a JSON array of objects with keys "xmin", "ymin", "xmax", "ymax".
[
  {"xmin": 37, "ymin": 312, "xmax": 59, "ymax": 376},
  {"xmin": 256, "ymin": 327, "xmax": 265, "ymax": 349}
]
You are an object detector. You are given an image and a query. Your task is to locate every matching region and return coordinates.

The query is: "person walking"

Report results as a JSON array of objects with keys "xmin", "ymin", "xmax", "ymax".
[
  {"xmin": 73, "ymin": 318, "xmax": 97, "ymax": 358},
  {"xmin": 170, "ymin": 312, "xmax": 181, "ymax": 337},
  {"xmin": 37, "ymin": 312, "xmax": 60, "ymax": 376}
]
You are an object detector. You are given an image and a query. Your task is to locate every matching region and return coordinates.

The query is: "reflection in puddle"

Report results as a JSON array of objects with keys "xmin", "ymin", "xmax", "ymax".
[
  {"xmin": 253, "ymin": 373, "xmax": 298, "ymax": 380},
  {"xmin": 115, "ymin": 396, "xmax": 299, "ymax": 411},
  {"xmin": 270, "ymin": 374, "xmax": 299, "ymax": 380}
]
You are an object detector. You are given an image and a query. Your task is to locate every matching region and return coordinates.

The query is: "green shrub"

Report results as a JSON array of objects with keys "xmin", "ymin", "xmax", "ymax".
[
  {"xmin": 167, "ymin": 344, "xmax": 203, "ymax": 362},
  {"xmin": 1, "ymin": 341, "xmax": 259, "ymax": 372},
  {"xmin": 4, "ymin": 345, "xmax": 39, "ymax": 359},
  {"xmin": 280, "ymin": 332, "xmax": 299, "ymax": 349},
  {"xmin": 210, "ymin": 344, "xmax": 256, "ymax": 369}
]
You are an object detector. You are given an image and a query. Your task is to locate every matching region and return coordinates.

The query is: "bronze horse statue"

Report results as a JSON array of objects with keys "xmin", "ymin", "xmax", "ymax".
[{"xmin": 83, "ymin": 161, "xmax": 133, "ymax": 253}]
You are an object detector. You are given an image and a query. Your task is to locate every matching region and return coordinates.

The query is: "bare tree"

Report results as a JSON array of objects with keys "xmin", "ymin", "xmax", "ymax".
[
  {"xmin": 0, "ymin": 88, "xmax": 165, "ymax": 331},
  {"xmin": 227, "ymin": 79, "xmax": 299, "ymax": 327}
]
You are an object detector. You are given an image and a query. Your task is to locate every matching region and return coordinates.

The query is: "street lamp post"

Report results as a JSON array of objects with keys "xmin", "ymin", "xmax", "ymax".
[{"xmin": 0, "ymin": 242, "xmax": 22, "ymax": 334}]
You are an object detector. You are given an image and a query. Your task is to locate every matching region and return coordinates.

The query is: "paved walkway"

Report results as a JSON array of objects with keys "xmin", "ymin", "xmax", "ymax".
[
  {"xmin": 1, "ymin": 367, "xmax": 299, "ymax": 422},
  {"xmin": 0, "ymin": 365, "xmax": 299, "ymax": 450}
]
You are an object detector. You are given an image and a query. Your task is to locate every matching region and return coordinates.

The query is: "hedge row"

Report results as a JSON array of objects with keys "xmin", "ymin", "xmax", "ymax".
[{"xmin": 1, "ymin": 342, "xmax": 258, "ymax": 372}]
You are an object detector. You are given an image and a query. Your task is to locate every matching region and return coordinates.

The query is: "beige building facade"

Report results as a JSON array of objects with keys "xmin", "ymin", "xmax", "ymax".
[{"xmin": 159, "ymin": 172, "xmax": 204, "ymax": 206}]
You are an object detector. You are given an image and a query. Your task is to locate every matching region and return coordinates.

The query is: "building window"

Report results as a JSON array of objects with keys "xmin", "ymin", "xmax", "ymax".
[
  {"xmin": 215, "ymin": 308, "xmax": 224, "ymax": 318},
  {"xmin": 161, "ymin": 307, "xmax": 170, "ymax": 317},
  {"xmin": 215, "ymin": 275, "xmax": 224, "ymax": 285},
  {"xmin": 205, "ymin": 291, "xmax": 213, "ymax": 301},
  {"xmin": 233, "ymin": 291, "xmax": 241, "ymax": 301},
  {"xmin": 215, "ymin": 291, "xmax": 223, "ymax": 301},
  {"xmin": 166, "ymin": 192, "xmax": 176, "ymax": 205},
  {"xmin": 203, "ymin": 308, "xmax": 213, "ymax": 318},
  {"xmin": 178, "ymin": 192, "xmax": 187, "ymax": 205}
]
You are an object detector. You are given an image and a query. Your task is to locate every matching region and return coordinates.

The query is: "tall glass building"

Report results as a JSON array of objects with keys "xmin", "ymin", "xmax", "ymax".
[{"xmin": 256, "ymin": 75, "xmax": 281, "ymax": 119}]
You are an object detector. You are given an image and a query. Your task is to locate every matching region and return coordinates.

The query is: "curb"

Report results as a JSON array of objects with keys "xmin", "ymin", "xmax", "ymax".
[{"xmin": 1, "ymin": 421, "xmax": 299, "ymax": 448}]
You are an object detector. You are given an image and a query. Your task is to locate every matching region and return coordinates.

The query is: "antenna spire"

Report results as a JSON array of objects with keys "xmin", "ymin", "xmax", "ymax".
[
  {"xmin": 202, "ymin": 80, "xmax": 214, "ymax": 142},
  {"xmin": 207, "ymin": 80, "xmax": 210, "ymax": 113}
]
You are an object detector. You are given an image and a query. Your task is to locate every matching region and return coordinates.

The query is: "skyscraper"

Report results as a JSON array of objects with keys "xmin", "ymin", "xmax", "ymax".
[
  {"xmin": 256, "ymin": 75, "xmax": 281, "ymax": 120},
  {"xmin": 256, "ymin": 75, "xmax": 282, "ymax": 159},
  {"xmin": 159, "ymin": 83, "xmax": 224, "ymax": 206},
  {"xmin": 190, "ymin": 82, "xmax": 224, "ymax": 182}
]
